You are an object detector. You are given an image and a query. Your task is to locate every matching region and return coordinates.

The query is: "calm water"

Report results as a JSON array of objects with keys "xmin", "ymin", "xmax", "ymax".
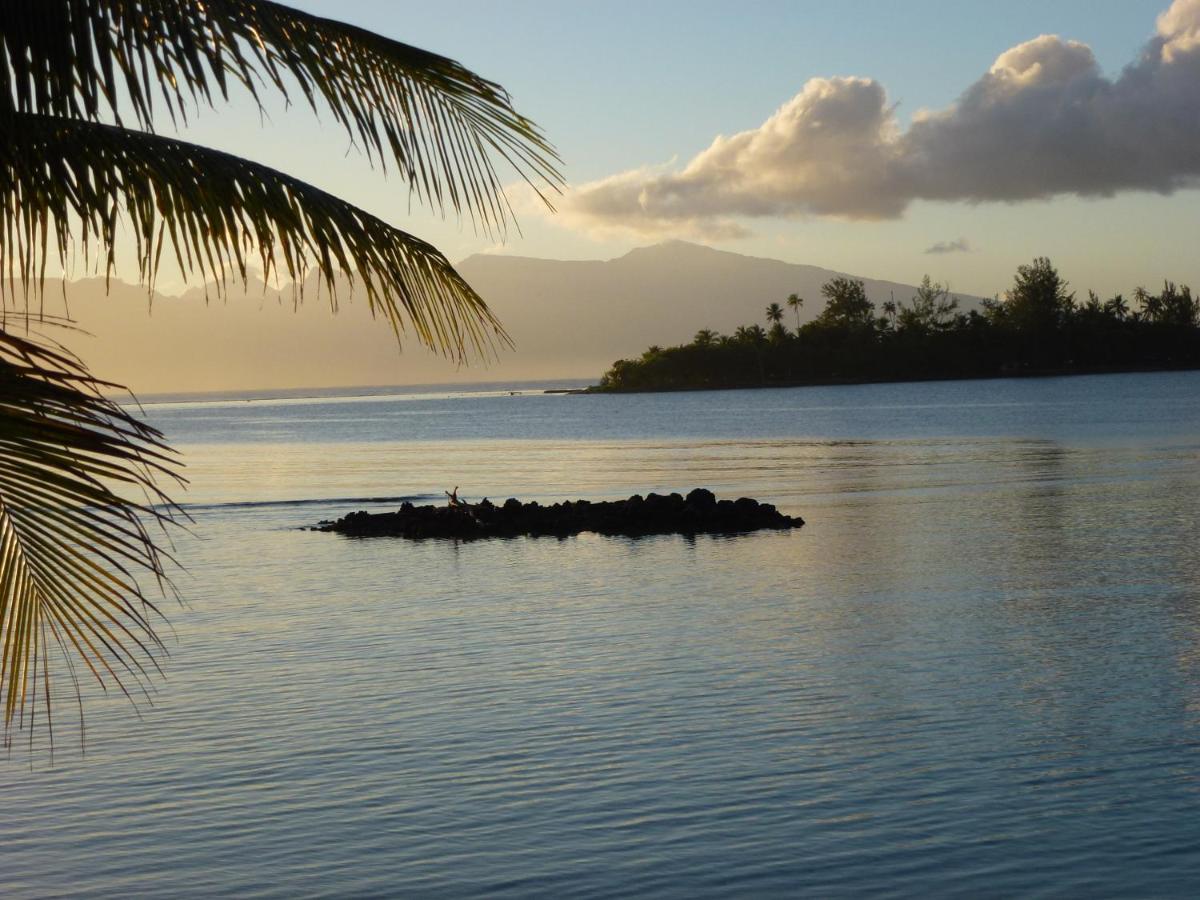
[{"xmin": 4, "ymin": 372, "xmax": 1200, "ymax": 897}]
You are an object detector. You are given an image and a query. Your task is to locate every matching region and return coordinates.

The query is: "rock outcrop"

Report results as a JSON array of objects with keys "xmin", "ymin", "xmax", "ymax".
[{"xmin": 318, "ymin": 489, "xmax": 803, "ymax": 540}]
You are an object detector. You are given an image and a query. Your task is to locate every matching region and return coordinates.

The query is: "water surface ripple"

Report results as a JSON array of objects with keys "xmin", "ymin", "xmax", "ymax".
[{"xmin": 3, "ymin": 372, "xmax": 1200, "ymax": 897}]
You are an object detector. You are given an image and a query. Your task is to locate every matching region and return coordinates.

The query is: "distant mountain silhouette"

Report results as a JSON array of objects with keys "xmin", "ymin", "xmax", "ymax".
[
  {"xmin": 42, "ymin": 242, "xmax": 982, "ymax": 393},
  {"xmin": 456, "ymin": 240, "xmax": 982, "ymax": 378}
]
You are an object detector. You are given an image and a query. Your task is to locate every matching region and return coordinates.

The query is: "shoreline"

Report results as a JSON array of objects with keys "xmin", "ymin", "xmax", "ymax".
[{"xmin": 561, "ymin": 362, "xmax": 1200, "ymax": 396}]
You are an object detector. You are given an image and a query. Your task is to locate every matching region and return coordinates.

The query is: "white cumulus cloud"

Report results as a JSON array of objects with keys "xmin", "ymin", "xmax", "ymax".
[{"xmin": 564, "ymin": 0, "xmax": 1200, "ymax": 239}]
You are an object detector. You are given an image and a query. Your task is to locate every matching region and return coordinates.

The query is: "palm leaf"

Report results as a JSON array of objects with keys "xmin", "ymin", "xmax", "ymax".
[
  {"xmin": 0, "ymin": 0, "xmax": 562, "ymax": 233},
  {"xmin": 0, "ymin": 322, "xmax": 183, "ymax": 745},
  {"xmin": 1, "ymin": 112, "xmax": 511, "ymax": 360},
  {"xmin": 0, "ymin": 1, "xmax": 559, "ymax": 745}
]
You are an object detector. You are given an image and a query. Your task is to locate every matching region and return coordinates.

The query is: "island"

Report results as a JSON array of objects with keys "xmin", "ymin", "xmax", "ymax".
[
  {"xmin": 318, "ymin": 489, "xmax": 803, "ymax": 539},
  {"xmin": 590, "ymin": 259, "xmax": 1200, "ymax": 393}
]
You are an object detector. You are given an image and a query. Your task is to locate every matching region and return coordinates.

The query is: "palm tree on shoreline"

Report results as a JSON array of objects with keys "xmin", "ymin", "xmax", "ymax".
[
  {"xmin": 882, "ymin": 296, "xmax": 898, "ymax": 328},
  {"xmin": 766, "ymin": 302, "xmax": 785, "ymax": 328},
  {"xmin": 0, "ymin": 0, "xmax": 561, "ymax": 743},
  {"xmin": 787, "ymin": 293, "xmax": 805, "ymax": 333}
]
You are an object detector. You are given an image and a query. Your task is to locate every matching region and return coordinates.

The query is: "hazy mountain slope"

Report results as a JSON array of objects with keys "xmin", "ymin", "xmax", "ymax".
[
  {"xmin": 457, "ymin": 240, "xmax": 982, "ymax": 376},
  {"xmin": 37, "ymin": 242, "xmax": 980, "ymax": 392}
]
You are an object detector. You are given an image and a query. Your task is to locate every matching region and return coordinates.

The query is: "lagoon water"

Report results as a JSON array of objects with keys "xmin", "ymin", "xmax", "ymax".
[{"xmin": 4, "ymin": 372, "xmax": 1200, "ymax": 896}]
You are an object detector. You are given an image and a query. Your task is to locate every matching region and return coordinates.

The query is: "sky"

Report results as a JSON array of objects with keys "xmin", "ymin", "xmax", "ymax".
[{"xmin": 153, "ymin": 0, "xmax": 1200, "ymax": 302}]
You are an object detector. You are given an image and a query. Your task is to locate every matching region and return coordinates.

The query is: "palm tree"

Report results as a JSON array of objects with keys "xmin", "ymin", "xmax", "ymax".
[
  {"xmin": 882, "ymin": 298, "xmax": 898, "ymax": 328},
  {"xmin": 693, "ymin": 329, "xmax": 718, "ymax": 348},
  {"xmin": 1105, "ymin": 294, "xmax": 1129, "ymax": 322},
  {"xmin": 0, "ymin": 0, "xmax": 561, "ymax": 743},
  {"xmin": 765, "ymin": 302, "xmax": 785, "ymax": 327},
  {"xmin": 1137, "ymin": 286, "xmax": 1164, "ymax": 323},
  {"xmin": 787, "ymin": 293, "xmax": 804, "ymax": 333},
  {"xmin": 743, "ymin": 325, "xmax": 768, "ymax": 383}
]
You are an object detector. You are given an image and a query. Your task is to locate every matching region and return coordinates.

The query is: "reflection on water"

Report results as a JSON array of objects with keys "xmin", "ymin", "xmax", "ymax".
[{"xmin": 2, "ymin": 372, "xmax": 1200, "ymax": 897}]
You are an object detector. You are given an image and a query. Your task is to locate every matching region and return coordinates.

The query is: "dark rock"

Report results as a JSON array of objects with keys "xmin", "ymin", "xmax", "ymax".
[{"xmin": 318, "ymin": 489, "xmax": 804, "ymax": 540}]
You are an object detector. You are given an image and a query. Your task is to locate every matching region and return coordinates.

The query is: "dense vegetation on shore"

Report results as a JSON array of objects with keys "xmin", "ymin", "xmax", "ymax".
[{"xmin": 594, "ymin": 259, "xmax": 1200, "ymax": 392}]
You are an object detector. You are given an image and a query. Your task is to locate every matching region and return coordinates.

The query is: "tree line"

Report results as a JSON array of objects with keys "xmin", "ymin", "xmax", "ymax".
[{"xmin": 595, "ymin": 258, "xmax": 1200, "ymax": 391}]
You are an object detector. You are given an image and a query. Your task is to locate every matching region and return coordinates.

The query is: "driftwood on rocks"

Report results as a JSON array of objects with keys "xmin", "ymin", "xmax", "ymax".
[{"xmin": 318, "ymin": 488, "xmax": 803, "ymax": 540}]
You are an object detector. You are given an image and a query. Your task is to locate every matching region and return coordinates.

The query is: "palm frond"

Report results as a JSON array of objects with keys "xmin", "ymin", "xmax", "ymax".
[
  {"xmin": 1, "ymin": 112, "xmax": 511, "ymax": 360},
  {"xmin": 0, "ymin": 322, "xmax": 183, "ymax": 745},
  {"xmin": 0, "ymin": 0, "xmax": 562, "ymax": 233}
]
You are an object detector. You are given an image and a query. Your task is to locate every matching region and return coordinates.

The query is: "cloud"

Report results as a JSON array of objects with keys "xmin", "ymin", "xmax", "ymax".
[
  {"xmin": 564, "ymin": 0, "xmax": 1200, "ymax": 238},
  {"xmin": 924, "ymin": 238, "xmax": 972, "ymax": 255},
  {"xmin": 558, "ymin": 164, "xmax": 754, "ymax": 240}
]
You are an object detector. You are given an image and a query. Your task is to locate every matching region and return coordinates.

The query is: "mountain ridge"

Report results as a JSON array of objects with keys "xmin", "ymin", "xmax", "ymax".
[
  {"xmin": 39, "ymin": 242, "xmax": 981, "ymax": 392},
  {"xmin": 455, "ymin": 241, "xmax": 983, "ymax": 375},
  {"xmin": 461, "ymin": 239, "xmax": 933, "ymax": 285}
]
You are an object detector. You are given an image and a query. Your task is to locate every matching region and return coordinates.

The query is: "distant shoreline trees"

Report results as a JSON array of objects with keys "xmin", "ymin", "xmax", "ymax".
[{"xmin": 595, "ymin": 259, "xmax": 1200, "ymax": 392}]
